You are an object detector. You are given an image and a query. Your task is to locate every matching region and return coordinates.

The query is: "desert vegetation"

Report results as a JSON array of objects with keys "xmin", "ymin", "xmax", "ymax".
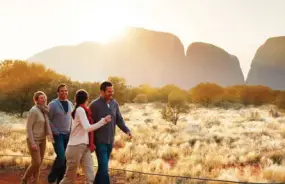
[
  {"xmin": 1, "ymin": 60, "xmax": 285, "ymax": 183},
  {"xmin": 1, "ymin": 104, "xmax": 285, "ymax": 183},
  {"xmin": 1, "ymin": 60, "xmax": 285, "ymax": 116}
]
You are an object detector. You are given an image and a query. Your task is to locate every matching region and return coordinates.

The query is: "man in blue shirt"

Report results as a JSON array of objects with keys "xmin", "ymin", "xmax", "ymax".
[{"xmin": 48, "ymin": 84, "xmax": 73, "ymax": 184}]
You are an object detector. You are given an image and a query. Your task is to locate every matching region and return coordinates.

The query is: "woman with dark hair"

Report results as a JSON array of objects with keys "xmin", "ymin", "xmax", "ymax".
[
  {"xmin": 60, "ymin": 89, "xmax": 111, "ymax": 184},
  {"xmin": 21, "ymin": 91, "xmax": 54, "ymax": 184}
]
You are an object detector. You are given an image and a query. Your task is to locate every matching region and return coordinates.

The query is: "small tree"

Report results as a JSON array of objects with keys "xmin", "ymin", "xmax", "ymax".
[
  {"xmin": 190, "ymin": 83, "xmax": 224, "ymax": 106},
  {"xmin": 161, "ymin": 89, "xmax": 189, "ymax": 125},
  {"xmin": 0, "ymin": 60, "xmax": 70, "ymax": 116}
]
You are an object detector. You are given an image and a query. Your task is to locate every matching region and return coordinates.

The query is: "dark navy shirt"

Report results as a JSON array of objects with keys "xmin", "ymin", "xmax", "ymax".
[{"xmin": 59, "ymin": 100, "xmax": 69, "ymax": 113}]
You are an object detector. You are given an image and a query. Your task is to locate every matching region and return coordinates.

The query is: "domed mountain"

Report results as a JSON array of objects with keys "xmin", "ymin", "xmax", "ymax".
[
  {"xmin": 28, "ymin": 27, "xmax": 185, "ymax": 86},
  {"xmin": 183, "ymin": 42, "xmax": 244, "ymax": 88},
  {"xmin": 246, "ymin": 36, "xmax": 285, "ymax": 90},
  {"xmin": 28, "ymin": 28, "xmax": 245, "ymax": 88}
]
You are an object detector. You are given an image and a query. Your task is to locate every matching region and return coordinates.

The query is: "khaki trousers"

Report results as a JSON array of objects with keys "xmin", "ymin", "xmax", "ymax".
[
  {"xmin": 60, "ymin": 144, "xmax": 94, "ymax": 184},
  {"xmin": 22, "ymin": 139, "xmax": 46, "ymax": 183}
]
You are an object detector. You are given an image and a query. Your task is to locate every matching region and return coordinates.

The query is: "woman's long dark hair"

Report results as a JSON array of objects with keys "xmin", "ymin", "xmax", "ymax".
[{"xmin": 71, "ymin": 89, "xmax": 89, "ymax": 119}]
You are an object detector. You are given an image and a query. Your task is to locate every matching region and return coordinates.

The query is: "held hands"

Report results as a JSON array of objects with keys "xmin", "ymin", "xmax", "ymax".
[{"xmin": 104, "ymin": 115, "xmax": 112, "ymax": 124}]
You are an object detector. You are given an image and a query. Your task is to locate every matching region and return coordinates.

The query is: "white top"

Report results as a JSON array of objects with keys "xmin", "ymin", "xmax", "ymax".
[{"xmin": 68, "ymin": 107, "xmax": 106, "ymax": 146}]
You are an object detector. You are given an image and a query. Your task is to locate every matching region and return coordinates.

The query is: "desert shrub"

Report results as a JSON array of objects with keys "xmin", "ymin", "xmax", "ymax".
[
  {"xmin": 247, "ymin": 111, "xmax": 263, "ymax": 121},
  {"xmin": 215, "ymin": 101, "xmax": 244, "ymax": 110},
  {"xmin": 135, "ymin": 84, "xmax": 159, "ymax": 102},
  {"xmin": 240, "ymin": 85, "xmax": 274, "ymax": 106},
  {"xmin": 270, "ymin": 152, "xmax": 285, "ymax": 165},
  {"xmin": 161, "ymin": 89, "xmax": 189, "ymax": 125},
  {"xmin": 269, "ymin": 108, "xmax": 281, "ymax": 118},
  {"xmin": 156, "ymin": 84, "xmax": 181, "ymax": 102},
  {"xmin": 190, "ymin": 83, "xmax": 224, "ymax": 107},
  {"xmin": 275, "ymin": 91, "xmax": 285, "ymax": 109},
  {"xmin": 222, "ymin": 85, "xmax": 245, "ymax": 103},
  {"xmin": 160, "ymin": 147, "xmax": 179, "ymax": 161},
  {"xmin": 133, "ymin": 94, "xmax": 148, "ymax": 103},
  {"xmin": 144, "ymin": 118, "xmax": 153, "ymax": 123}
]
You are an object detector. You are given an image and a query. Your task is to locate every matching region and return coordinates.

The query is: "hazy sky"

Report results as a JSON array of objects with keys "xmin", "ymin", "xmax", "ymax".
[{"xmin": 0, "ymin": 0, "xmax": 285, "ymax": 78}]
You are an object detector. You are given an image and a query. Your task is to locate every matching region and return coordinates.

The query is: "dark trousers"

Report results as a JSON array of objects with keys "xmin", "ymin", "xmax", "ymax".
[
  {"xmin": 94, "ymin": 143, "xmax": 113, "ymax": 184},
  {"xmin": 48, "ymin": 133, "xmax": 69, "ymax": 184}
]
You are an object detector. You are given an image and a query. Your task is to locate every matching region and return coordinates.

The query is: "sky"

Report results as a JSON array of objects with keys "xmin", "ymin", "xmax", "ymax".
[{"xmin": 0, "ymin": 0, "xmax": 285, "ymax": 78}]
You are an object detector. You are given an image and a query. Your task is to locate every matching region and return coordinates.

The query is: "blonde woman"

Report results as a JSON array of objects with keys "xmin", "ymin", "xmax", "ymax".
[{"xmin": 21, "ymin": 91, "xmax": 54, "ymax": 184}]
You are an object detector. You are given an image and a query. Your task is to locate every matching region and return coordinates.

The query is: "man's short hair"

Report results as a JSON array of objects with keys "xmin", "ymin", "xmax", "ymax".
[
  {"xmin": 100, "ymin": 81, "xmax": 113, "ymax": 91},
  {"xmin": 57, "ymin": 83, "xmax": 68, "ymax": 92}
]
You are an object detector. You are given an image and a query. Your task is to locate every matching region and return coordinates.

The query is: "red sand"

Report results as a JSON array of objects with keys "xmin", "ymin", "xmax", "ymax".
[{"xmin": 0, "ymin": 168, "xmax": 126, "ymax": 184}]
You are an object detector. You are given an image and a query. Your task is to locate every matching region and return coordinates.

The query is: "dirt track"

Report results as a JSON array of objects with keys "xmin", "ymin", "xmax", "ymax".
[
  {"xmin": 0, "ymin": 168, "xmax": 126, "ymax": 184},
  {"xmin": 0, "ymin": 168, "xmax": 85, "ymax": 184}
]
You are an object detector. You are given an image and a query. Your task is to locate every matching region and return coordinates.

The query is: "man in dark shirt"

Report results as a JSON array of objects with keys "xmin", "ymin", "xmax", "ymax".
[{"xmin": 89, "ymin": 81, "xmax": 132, "ymax": 184}]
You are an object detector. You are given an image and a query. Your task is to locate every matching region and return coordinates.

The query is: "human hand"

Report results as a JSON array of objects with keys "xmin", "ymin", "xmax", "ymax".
[
  {"xmin": 127, "ymin": 132, "xmax": 133, "ymax": 140},
  {"xmin": 31, "ymin": 144, "xmax": 38, "ymax": 151},
  {"xmin": 104, "ymin": 115, "xmax": 112, "ymax": 123}
]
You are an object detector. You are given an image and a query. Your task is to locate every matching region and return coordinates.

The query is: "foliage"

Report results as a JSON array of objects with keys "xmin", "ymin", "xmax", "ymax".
[
  {"xmin": 161, "ymin": 89, "xmax": 189, "ymax": 125},
  {"xmin": 157, "ymin": 84, "xmax": 181, "ymax": 102},
  {"xmin": 239, "ymin": 85, "xmax": 274, "ymax": 106},
  {"xmin": 133, "ymin": 94, "xmax": 148, "ymax": 103},
  {"xmin": 0, "ymin": 60, "xmax": 69, "ymax": 116},
  {"xmin": 190, "ymin": 83, "xmax": 224, "ymax": 107},
  {"xmin": 136, "ymin": 84, "xmax": 159, "ymax": 102},
  {"xmin": 222, "ymin": 85, "xmax": 245, "ymax": 103},
  {"xmin": 275, "ymin": 91, "xmax": 285, "ymax": 109},
  {"xmin": 0, "ymin": 60, "xmax": 284, "ymax": 116}
]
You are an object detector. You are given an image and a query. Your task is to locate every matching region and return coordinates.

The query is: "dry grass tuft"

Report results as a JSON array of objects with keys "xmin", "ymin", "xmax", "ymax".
[{"xmin": 1, "ymin": 103, "xmax": 285, "ymax": 183}]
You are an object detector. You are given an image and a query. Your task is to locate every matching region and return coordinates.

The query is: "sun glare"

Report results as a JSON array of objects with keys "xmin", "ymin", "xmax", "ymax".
[
  {"xmin": 77, "ymin": 2, "xmax": 131, "ymax": 45},
  {"xmin": 94, "ymin": 24, "xmax": 126, "ymax": 45}
]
